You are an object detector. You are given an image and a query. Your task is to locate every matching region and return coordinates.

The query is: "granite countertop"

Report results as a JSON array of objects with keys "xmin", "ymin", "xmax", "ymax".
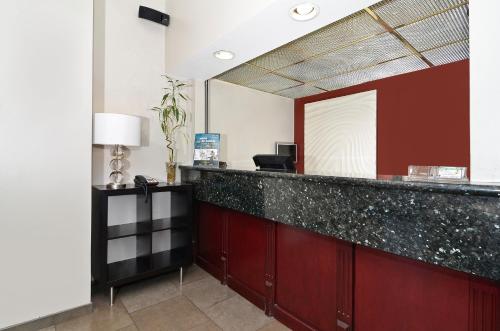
[
  {"xmin": 180, "ymin": 165, "xmax": 500, "ymax": 197},
  {"xmin": 181, "ymin": 165, "xmax": 500, "ymax": 281}
]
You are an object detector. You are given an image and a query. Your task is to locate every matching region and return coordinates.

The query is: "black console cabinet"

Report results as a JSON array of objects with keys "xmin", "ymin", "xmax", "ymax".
[{"xmin": 92, "ymin": 183, "xmax": 193, "ymax": 304}]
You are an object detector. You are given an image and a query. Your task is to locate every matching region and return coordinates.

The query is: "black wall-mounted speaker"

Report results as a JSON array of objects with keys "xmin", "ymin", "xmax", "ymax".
[{"xmin": 138, "ymin": 6, "xmax": 169, "ymax": 26}]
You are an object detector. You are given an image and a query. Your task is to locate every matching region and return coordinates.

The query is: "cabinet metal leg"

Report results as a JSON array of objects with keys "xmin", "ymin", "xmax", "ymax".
[
  {"xmin": 180, "ymin": 267, "xmax": 183, "ymax": 293},
  {"xmin": 110, "ymin": 286, "xmax": 114, "ymax": 306}
]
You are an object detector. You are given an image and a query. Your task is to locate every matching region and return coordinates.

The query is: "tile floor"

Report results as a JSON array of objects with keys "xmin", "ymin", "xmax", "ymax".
[{"xmin": 40, "ymin": 265, "xmax": 290, "ymax": 331}]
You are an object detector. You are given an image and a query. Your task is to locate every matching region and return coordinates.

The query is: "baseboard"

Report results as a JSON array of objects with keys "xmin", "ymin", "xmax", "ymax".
[
  {"xmin": 273, "ymin": 304, "xmax": 316, "ymax": 331},
  {"xmin": 196, "ymin": 256, "xmax": 223, "ymax": 282},
  {"xmin": 226, "ymin": 276, "xmax": 267, "ymax": 312},
  {"xmin": 1, "ymin": 303, "xmax": 93, "ymax": 331}
]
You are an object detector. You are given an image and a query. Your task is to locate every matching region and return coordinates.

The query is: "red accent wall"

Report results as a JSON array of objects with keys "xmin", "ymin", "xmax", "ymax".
[{"xmin": 294, "ymin": 60, "xmax": 470, "ymax": 175}]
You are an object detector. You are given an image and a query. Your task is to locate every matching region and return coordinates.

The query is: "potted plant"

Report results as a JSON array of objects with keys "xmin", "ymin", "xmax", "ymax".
[{"xmin": 152, "ymin": 75, "xmax": 189, "ymax": 184}]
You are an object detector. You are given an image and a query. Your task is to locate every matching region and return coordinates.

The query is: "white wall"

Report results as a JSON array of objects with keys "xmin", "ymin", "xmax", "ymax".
[
  {"xmin": 470, "ymin": 0, "xmax": 500, "ymax": 182},
  {"xmin": 93, "ymin": 0, "xmax": 194, "ymax": 185},
  {"xmin": 165, "ymin": 0, "xmax": 276, "ymax": 73},
  {"xmin": 193, "ymin": 79, "xmax": 207, "ymax": 134},
  {"xmin": 209, "ymin": 80, "xmax": 294, "ymax": 169},
  {"xmin": 0, "ymin": 1, "xmax": 93, "ymax": 329}
]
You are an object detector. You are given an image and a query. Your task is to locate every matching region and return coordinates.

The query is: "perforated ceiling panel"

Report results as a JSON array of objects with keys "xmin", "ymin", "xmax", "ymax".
[
  {"xmin": 422, "ymin": 39, "xmax": 469, "ymax": 66},
  {"xmin": 249, "ymin": 44, "xmax": 309, "ymax": 71},
  {"xmin": 289, "ymin": 11, "xmax": 386, "ymax": 58},
  {"xmin": 371, "ymin": 0, "xmax": 467, "ymax": 27},
  {"xmin": 313, "ymin": 55, "xmax": 429, "ymax": 91},
  {"xmin": 318, "ymin": 32, "xmax": 413, "ymax": 75},
  {"xmin": 276, "ymin": 85, "xmax": 326, "ymax": 99},
  {"xmin": 276, "ymin": 58, "xmax": 340, "ymax": 83},
  {"xmin": 214, "ymin": 0, "xmax": 469, "ymax": 99},
  {"xmin": 246, "ymin": 11, "xmax": 385, "ymax": 71},
  {"xmin": 396, "ymin": 5, "xmax": 469, "ymax": 52},
  {"xmin": 245, "ymin": 73, "xmax": 302, "ymax": 93},
  {"xmin": 216, "ymin": 64, "xmax": 269, "ymax": 85}
]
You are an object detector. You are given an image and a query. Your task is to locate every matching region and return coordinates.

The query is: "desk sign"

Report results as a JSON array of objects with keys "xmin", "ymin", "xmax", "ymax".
[
  {"xmin": 435, "ymin": 166, "xmax": 467, "ymax": 180},
  {"xmin": 194, "ymin": 133, "xmax": 220, "ymax": 167},
  {"xmin": 407, "ymin": 165, "xmax": 468, "ymax": 182}
]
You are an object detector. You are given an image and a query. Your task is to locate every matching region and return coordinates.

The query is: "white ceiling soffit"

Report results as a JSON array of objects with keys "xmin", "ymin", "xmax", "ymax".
[
  {"xmin": 215, "ymin": 0, "xmax": 469, "ymax": 99},
  {"xmin": 166, "ymin": 0, "xmax": 381, "ymax": 80}
]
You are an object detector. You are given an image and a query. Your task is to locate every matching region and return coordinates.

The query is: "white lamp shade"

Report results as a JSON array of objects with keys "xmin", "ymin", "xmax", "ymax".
[{"xmin": 93, "ymin": 113, "xmax": 141, "ymax": 146}]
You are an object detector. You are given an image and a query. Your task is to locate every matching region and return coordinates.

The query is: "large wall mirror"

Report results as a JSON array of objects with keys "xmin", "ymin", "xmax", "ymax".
[{"xmin": 205, "ymin": 0, "xmax": 470, "ymax": 178}]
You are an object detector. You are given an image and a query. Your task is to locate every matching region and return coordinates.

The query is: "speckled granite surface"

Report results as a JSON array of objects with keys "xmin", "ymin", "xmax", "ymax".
[{"xmin": 180, "ymin": 166, "xmax": 500, "ymax": 281}]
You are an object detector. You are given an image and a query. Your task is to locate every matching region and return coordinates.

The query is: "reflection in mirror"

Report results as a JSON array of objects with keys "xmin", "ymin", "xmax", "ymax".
[
  {"xmin": 207, "ymin": 79, "xmax": 294, "ymax": 170},
  {"xmin": 206, "ymin": 0, "xmax": 469, "ymax": 178}
]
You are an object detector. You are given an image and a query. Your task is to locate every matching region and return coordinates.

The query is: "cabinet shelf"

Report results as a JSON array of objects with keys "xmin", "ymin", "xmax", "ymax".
[
  {"xmin": 107, "ymin": 216, "xmax": 189, "ymax": 240},
  {"xmin": 152, "ymin": 246, "xmax": 191, "ymax": 269},
  {"xmin": 107, "ymin": 221, "xmax": 151, "ymax": 240},
  {"xmin": 107, "ymin": 246, "xmax": 192, "ymax": 285},
  {"xmin": 152, "ymin": 216, "xmax": 190, "ymax": 232},
  {"xmin": 107, "ymin": 254, "xmax": 151, "ymax": 284},
  {"xmin": 92, "ymin": 183, "xmax": 193, "ymax": 291}
]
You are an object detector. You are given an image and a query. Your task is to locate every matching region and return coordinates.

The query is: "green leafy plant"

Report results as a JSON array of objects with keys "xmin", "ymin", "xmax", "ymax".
[{"xmin": 152, "ymin": 76, "xmax": 189, "ymax": 163}]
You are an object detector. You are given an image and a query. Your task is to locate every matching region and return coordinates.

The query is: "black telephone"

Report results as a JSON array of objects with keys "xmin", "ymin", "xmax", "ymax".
[
  {"xmin": 134, "ymin": 175, "xmax": 159, "ymax": 202},
  {"xmin": 134, "ymin": 175, "xmax": 159, "ymax": 186}
]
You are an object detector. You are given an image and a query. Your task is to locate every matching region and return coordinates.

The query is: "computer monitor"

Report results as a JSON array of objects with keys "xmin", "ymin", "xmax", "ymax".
[
  {"xmin": 253, "ymin": 154, "xmax": 295, "ymax": 171},
  {"xmin": 276, "ymin": 142, "xmax": 297, "ymax": 163}
]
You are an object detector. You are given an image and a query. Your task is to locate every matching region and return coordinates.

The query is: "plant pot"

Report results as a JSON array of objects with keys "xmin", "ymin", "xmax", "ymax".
[{"xmin": 166, "ymin": 161, "xmax": 177, "ymax": 184}]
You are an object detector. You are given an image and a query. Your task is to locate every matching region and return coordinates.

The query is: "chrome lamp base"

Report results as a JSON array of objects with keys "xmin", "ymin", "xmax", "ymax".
[
  {"xmin": 106, "ymin": 182, "xmax": 126, "ymax": 189},
  {"xmin": 106, "ymin": 144, "xmax": 126, "ymax": 189}
]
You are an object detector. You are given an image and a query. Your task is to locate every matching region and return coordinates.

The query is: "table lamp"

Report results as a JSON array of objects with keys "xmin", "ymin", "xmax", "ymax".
[{"xmin": 93, "ymin": 113, "xmax": 141, "ymax": 189}]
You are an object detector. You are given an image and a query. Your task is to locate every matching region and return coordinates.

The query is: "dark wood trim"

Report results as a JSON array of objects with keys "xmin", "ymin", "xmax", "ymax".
[
  {"xmin": 227, "ymin": 276, "xmax": 267, "ymax": 311},
  {"xmin": 196, "ymin": 255, "xmax": 223, "ymax": 281},
  {"xmin": 195, "ymin": 202, "xmax": 225, "ymax": 283},
  {"xmin": 336, "ymin": 241, "xmax": 354, "ymax": 330},
  {"xmin": 273, "ymin": 304, "xmax": 316, "ymax": 331},
  {"xmin": 192, "ymin": 201, "xmax": 200, "ymax": 262},
  {"xmin": 222, "ymin": 210, "xmax": 229, "ymax": 285},
  {"xmin": 469, "ymin": 278, "xmax": 500, "ymax": 331},
  {"xmin": 265, "ymin": 221, "xmax": 276, "ymax": 316}
]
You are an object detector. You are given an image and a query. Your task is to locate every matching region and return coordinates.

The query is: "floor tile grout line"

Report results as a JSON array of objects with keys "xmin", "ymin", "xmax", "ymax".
[
  {"xmin": 181, "ymin": 286, "xmax": 227, "ymax": 330},
  {"xmin": 49, "ymin": 267, "xmax": 216, "ymax": 331},
  {"xmin": 182, "ymin": 278, "xmax": 238, "ymax": 312},
  {"xmin": 119, "ymin": 273, "xmax": 185, "ymax": 315},
  {"xmin": 127, "ymin": 294, "xmax": 213, "ymax": 331},
  {"xmin": 185, "ymin": 288, "xmax": 278, "ymax": 331},
  {"xmin": 121, "ymin": 269, "xmax": 216, "ymax": 327},
  {"xmin": 180, "ymin": 293, "xmax": 224, "ymax": 331},
  {"xmin": 52, "ymin": 266, "xmax": 287, "ymax": 331},
  {"xmin": 120, "ymin": 297, "xmax": 141, "ymax": 331},
  {"xmin": 121, "ymin": 289, "xmax": 183, "ymax": 315}
]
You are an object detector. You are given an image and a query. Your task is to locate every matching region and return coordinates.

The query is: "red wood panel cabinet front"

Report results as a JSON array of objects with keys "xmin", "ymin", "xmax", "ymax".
[
  {"xmin": 354, "ymin": 246, "xmax": 470, "ymax": 331},
  {"xmin": 226, "ymin": 210, "xmax": 271, "ymax": 312},
  {"xmin": 274, "ymin": 223, "xmax": 348, "ymax": 331},
  {"xmin": 469, "ymin": 278, "xmax": 500, "ymax": 331},
  {"xmin": 196, "ymin": 202, "xmax": 225, "ymax": 281}
]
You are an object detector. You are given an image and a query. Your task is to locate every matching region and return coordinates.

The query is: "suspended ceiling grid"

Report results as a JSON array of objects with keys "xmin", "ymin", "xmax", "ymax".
[{"xmin": 214, "ymin": 0, "xmax": 469, "ymax": 99}]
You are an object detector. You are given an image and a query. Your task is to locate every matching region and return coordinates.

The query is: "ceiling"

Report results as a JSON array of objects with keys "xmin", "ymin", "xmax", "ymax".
[
  {"xmin": 167, "ymin": 0, "xmax": 379, "ymax": 79},
  {"xmin": 214, "ymin": 0, "xmax": 469, "ymax": 99}
]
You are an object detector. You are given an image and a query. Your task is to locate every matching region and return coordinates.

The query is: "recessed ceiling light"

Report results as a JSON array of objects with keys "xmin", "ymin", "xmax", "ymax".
[
  {"xmin": 290, "ymin": 3, "xmax": 319, "ymax": 21},
  {"xmin": 213, "ymin": 50, "xmax": 235, "ymax": 60}
]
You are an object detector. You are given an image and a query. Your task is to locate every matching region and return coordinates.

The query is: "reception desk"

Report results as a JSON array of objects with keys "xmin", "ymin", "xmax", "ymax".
[{"xmin": 180, "ymin": 166, "xmax": 500, "ymax": 331}]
